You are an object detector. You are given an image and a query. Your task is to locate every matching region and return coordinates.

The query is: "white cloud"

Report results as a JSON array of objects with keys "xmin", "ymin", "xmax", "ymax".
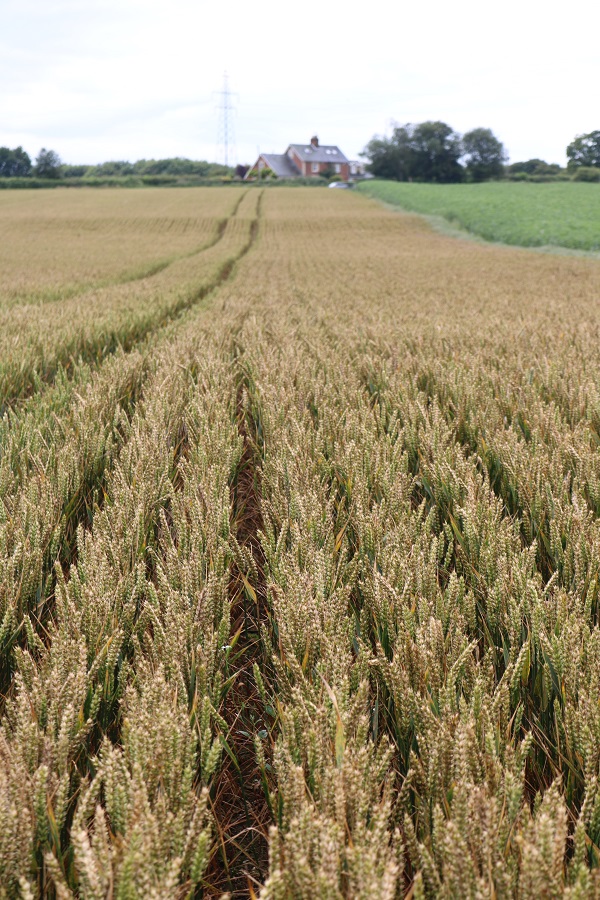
[{"xmin": 1, "ymin": 0, "xmax": 598, "ymax": 166}]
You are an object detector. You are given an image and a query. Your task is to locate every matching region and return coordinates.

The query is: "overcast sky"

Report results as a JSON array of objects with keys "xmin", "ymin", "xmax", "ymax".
[{"xmin": 1, "ymin": 0, "xmax": 597, "ymax": 168}]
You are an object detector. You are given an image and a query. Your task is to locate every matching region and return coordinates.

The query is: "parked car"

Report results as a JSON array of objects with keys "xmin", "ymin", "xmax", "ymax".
[{"xmin": 328, "ymin": 181, "xmax": 353, "ymax": 189}]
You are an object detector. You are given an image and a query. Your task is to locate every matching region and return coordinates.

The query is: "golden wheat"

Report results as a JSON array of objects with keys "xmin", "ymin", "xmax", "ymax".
[
  {"xmin": 2, "ymin": 185, "xmax": 600, "ymax": 898},
  {"xmin": 0, "ymin": 187, "xmax": 245, "ymax": 307}
]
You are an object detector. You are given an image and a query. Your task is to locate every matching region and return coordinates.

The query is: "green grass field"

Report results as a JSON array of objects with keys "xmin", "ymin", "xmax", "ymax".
[{"xmin": 357, "ymin": 179, "xmax": 600, "ymax": 251}]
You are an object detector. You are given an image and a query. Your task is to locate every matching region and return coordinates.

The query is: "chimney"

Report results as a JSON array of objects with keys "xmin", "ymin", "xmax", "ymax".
[{"xmin": 310, "ymin": 135, "xmax": 319, "ymax": 147}]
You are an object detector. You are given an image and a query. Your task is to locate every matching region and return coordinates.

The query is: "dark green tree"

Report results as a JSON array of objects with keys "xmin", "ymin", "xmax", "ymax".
[
  {"xmin": 409, "ymin": 121, "xmax": 463, "ymax": 183},
  {"xmin": 35, "ymin": 148, "xmax": 62, "ymax": 179},
  {"xmin": 92, "ymin": 160, "xmax": 134, "ymax": 176},
  {"xmin": 461, "ymin": 128, "xmax": 507, "ymax": 181},
  {"xmin": 362, "ymin": 121, "xmax": 463, "ymax": 182},
  {"xmin": 509, "ymin": 159, "xmax": 551, "ymax": 175},
  {"xmin": 361, "ymin": 132, "xmax": 414, "ymax": 181},
  {"xmin": 62, "ymin": 164, "xmax": 90, "ymax": 177},
  {"xmin": 567, "ymin": 131, "xmax": 600, "ymax": 169},
  {"xmin": 131, "ymin": 158, "xmax": 230, "ymax": 177},
  {"xmin": 508, "ymin": 159, "xmax": 562, "ymax": 177},
  {"xmin": 0, "ymin": 146, "xmax": 32, "ymax": 177}
]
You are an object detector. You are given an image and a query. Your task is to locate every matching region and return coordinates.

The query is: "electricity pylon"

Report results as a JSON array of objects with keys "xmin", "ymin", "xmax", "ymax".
[{"xmin": 215, "ymin": 72, "xmax": 237, "ymax": 168}]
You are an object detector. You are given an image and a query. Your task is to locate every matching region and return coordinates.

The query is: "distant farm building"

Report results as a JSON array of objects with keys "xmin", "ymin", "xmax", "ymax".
[{"xmin": 246, "ymin": 136, "xmax": 357, "ymax": 181}]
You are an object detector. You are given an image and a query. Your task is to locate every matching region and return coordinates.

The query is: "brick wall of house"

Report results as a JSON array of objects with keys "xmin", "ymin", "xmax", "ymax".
[
  {"xmin": 248, "ymin": 148, "xmax": 350, "ymax": 180},
  {"xmin": 308, "ymin": 161, "xmax": 351, "ymax": 180},
  {"xmin": 247, "ymin": 156, "xmax": 268, "ymax": 177},
  {"xmin": 288, "ymin": 149, "xmax": 306, "ymax": 176}
]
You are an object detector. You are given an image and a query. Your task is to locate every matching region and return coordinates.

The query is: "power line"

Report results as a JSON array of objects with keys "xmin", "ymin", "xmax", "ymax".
[{"xmin": 215, "ymin": 72, "xmax": 237, "ymax": 168}]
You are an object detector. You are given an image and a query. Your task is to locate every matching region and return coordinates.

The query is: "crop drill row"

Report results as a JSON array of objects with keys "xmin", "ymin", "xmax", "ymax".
[
  {"xmin": 2, "ymin": 186, "xmax": 600, "ymax": 898},
  {"xmin": 0, "ymin": 189, "xmax": 259, "ymax": 411}
]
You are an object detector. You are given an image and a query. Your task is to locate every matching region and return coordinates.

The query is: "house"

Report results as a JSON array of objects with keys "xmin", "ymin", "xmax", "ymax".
[
  {"xmin": 246, "ymin": 136, "xmax": 350, "ymax": 181},
  {"xmin": 348, "ymin": 160, "xmax": 368, "ymax": 178}
]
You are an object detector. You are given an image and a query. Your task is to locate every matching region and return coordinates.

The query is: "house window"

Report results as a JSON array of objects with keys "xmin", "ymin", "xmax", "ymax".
[
  {"xmin": 334, "ymin": 164, "xmax": 341, "ymax": 173},
  {"xmin": 311, "ymin": 163, "xmax": 319, "ymax": 173}
]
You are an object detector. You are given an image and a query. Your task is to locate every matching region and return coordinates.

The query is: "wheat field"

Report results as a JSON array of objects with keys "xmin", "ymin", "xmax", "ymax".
[{"xmin": 2, "ymin": 185, "xmax": 600, "ymax": 899}]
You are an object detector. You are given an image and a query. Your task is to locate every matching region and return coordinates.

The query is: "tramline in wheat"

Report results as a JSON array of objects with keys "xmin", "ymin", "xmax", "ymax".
[{"xmin": 1, "ymin": 185, "xmax": 600, "ymax": 898}]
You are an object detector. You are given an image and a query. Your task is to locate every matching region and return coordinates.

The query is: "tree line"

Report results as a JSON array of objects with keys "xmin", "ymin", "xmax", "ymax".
[
  {"xmin": 3, "ymin": 129, "xmax": 600, "ymax": 186},
  {"xmin": 0, "ymin": 148, "xmax": 232, "ymax": 180},
  {"xmin": 65, "ymin": 158, "xmax": 232, "ymax": 178},
  {"xmin": 362, "ymin": 124, "xmax": 600, "ymax": 183},
  {"xmin": 0, "ymin": 147, "xmax": 68, "ymax": 179},
  {"xmin": 362, "ymin": 123, "xmax": 505, "ymax": 183}
]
